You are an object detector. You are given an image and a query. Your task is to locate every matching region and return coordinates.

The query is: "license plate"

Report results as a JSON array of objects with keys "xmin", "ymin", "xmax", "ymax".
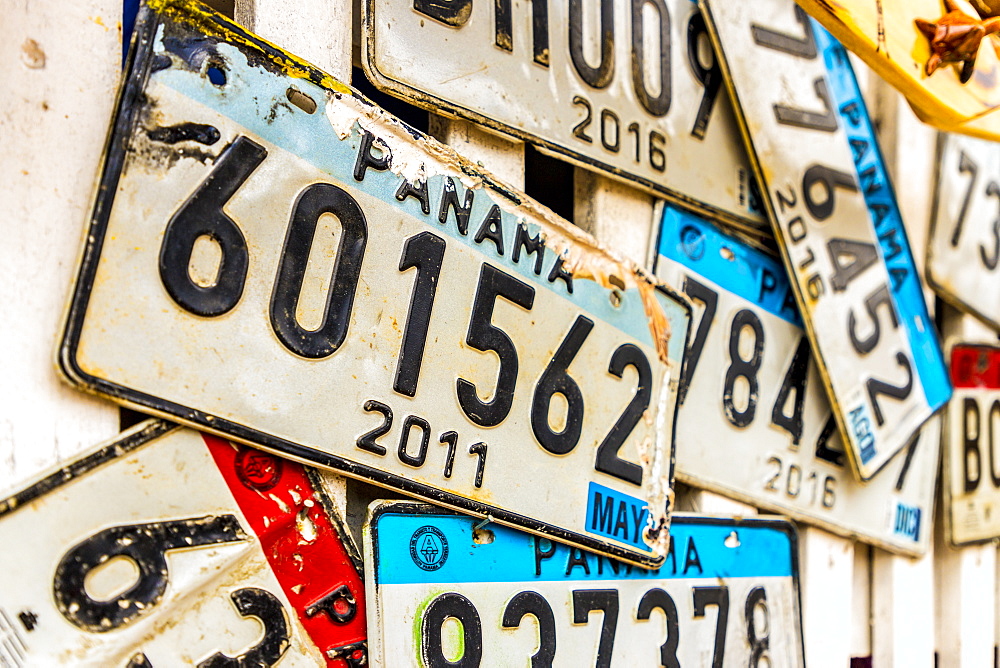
[
  {"xmin": 58, "ymin": 0, "xmax": 691, "ymax": 567},
  {"xmin": 928, "ymin": 133, "xmax": 1000, "ymax": 331},
  {"xmin": 362, "ymin": 0, "xmax": 765, "ymax": 230},
  {"xmin": 656, "ymin": 204, "xmax": 937, "ymax": 555},
  {"xmin": 364, "ymin": 502, "xmax": 805, "ymax": 667},
  {"xmin": 0, "ymin": 421, "xmax": 367, "ymax": 666},
  {"xmin": 796, "ymin": 0, "xmax": 1000, "ymax": 141},
  {"xmin": 700, "ymin": 0, "xmax": 951, "ymax": 480},
  {"xmin": 943, "ymin": 340, "xmax": 1000, "ymax": 546}
]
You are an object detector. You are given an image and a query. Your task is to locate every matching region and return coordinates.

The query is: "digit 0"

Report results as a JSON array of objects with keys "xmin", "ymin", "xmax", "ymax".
[{"xmin": 421, "ymin": 593, "xmax": 483, "ymax": 667}]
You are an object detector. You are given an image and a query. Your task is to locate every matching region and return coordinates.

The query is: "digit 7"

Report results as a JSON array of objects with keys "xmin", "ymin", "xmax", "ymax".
[
  {"xmin": 692, "ymin": 585, "xmax": 729, "ymax": 668},
  {"xmin": 572, "ymin": 589, "xmax": 619, "ymax": 668},
  {"xmin": 678, "ymin": 275, "xmax": 719, "ymax": 404}
]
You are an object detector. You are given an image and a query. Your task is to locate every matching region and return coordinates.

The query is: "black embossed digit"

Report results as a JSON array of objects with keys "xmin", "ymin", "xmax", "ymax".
[
  {"xmin": 572, "ymin": 589, "xmax": 619, "ymax": 668},
  {"xmin": 692, "ymin": 586, "xmax": 729, "ymax": 668},
  {"xmin": 630, "ymin": 0, "xmax": 671, "ymax": 117},
  {"xmin": 531, "ymin": 315, "xmax": 593, "ymax": 455},
  {"xmin": 723, "ymin": 309, "xmax": 764, "ymax": 428},
  {"xmin": 636, "ymin": 588, "xmax": 680, "ymax": 668},
  {"xmin": 269, "ymin": 183, "xmax": 368, "ymax": 359},
  {"xmin": 159, "ymin": 135, "xmax": 265, "ymax": 316},
  {"xmin": 357, "ymin": 400, "xmax": 392, "ymax": 455},
  {"xmin": 678, "ymin": 276, "xmax": 719, "ymax": 404},
  {"xmin": 501, "ymin": 591, "xmax": 556, "ymax": 667},
  {"xmin": 457, "ymin": 264, "xmax": 535, "ymax": 427},
  {"xmin": 771, "ymin": 336, "xmax": 809, "ymax": 445},
  {"xmin": 595, "ymin": 344, "xmax": 651, "ymax": 486},
  {"xmin": 744, "ymin": 587, "xmax": 770, "ymax": 668},
  {"xmin": 421, "ymin": 593, "xmax": 483, "ymax": 668},
  {"xmin": 197, "ymin": 588, "xmax": 289, "ymax": 667},
  {"xmin": 395, "ymin": 231, "xmax": 446, "ymax": 397},
  {"xmin": 952, "ymin": 151, "xmax": 978, "ymax": 247},
  {"xmin": 687, "ymin": 10, "xmax": 720, "ymax": 139},
  {"xmin": 866, "ymin": 353, "xmax": 913, "ymax": 426},
  {"xmin": 53, "ymin": 516, "xmax": 246, "ymax": 632},
  {"xmin": 397, "ymin": 415, "xmax": 431, "ymax": 467}
]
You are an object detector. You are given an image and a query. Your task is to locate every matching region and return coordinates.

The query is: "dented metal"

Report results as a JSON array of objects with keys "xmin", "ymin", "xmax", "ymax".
[
  {"xmin": 702, "ymin": 0, "xmax": 951, "ymax": 481},
  {"xmin": 0, "ymin": 421, "xmax": 367, "ymax": 666},
  {"xmin": 58, "ymin": 0, "xmax": 690, "ymax": 567}
]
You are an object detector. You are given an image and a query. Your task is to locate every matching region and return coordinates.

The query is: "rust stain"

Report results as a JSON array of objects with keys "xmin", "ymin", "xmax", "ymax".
[{"xmin": 20, "ymin": 38, "xmax": 45, "ymax": 69}]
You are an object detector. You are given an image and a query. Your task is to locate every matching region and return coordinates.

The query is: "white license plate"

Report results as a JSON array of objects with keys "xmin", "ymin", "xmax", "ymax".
[
  {"xmin": 943, "ymin": 340, "xmax": 1000, "ymax": 546},
  {"xmin": 362, "ymin": 0, "xmax": 765, "ymax": 230},
  {"xmin": 928, "ymin": 133, "xmax": 1000, "ymax": 331},
  {"xmin": 58, "ymin": 0, "xmax": 690, "ymax": 567},
  {"xmin": 364, "ymin": 502, "xmax": 805, "ymax": 667},
  {"xmin": 656, "ymin": 205, "xmax": 937, "ymax": 555},
  {"xmin": 0, "ymin": 421, "xmax": 368, "ymax": 666},
  {"xmin": 701, "ymin": 0, "xmax": 951, "ymax": 480}
]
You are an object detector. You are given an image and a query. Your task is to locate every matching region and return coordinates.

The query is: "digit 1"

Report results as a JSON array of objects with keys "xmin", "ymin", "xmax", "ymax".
[
  {"xmin": 440, "ymin": 431, "xmax": 458, "ymax": 478},
  {"xmin": 53, "ymin": 516, "xmax": 246, "ymax": 631},
  {"xmin": 421, "ymin": 593, "xmax": 483, "ymax": 668},
  {"xmin": 469, "ymin": 442, "xmax": 487, "ymax": 488},
  {"xmin": 394, "ymin": 231, "xmax": 447, "ymax": 397},
  {"xmin": 159, "ymin": 135, "xmax": 266, "ymax": 316},
  {"xmin": 687, "ymin": 10, "xmax": 721, "ymax": 139},
  {"xmin": 269, "ymin": 183, "xmax": 368, "ymax": 359}
]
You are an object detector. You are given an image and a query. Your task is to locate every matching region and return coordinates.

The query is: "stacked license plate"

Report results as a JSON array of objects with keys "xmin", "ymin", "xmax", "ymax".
[{"xmin": 2, "ymin": 0, "xmax": 974, "ymax": 665}]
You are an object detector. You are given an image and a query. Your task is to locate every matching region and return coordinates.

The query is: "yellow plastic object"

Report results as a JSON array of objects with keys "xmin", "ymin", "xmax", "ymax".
[{"xmin": 798, "ymin": 0, "xmax": 1000, "ymax": 140}]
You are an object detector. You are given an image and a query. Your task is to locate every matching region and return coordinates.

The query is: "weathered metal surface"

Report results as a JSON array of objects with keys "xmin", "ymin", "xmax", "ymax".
[
  {"xmin": 656, "ymin": 205, "xmax": 937, "ymax": 556},
  {"xmin": 57, "ymin": 0, "xmax": 691, "ymax": 567},
  {"xmin": 797, "ymin": 0, "xmax": 1000, "ymax": 141},
  {"xmin": 928, "ymin": 132, "xmax": 1000, "ymax": 331},
  {"xmin": 942, "ymin": 339, "xmax": 1000, "ymax": 545},
  {"xmin": 362, "ymin": 0, "xmax": 766, "ymax": 232},
  {"xmin": 364, "ymin": 501, "xmax": 805, "ymax": 667},
  {"xmin": 0, "ymin": 421, "xmax": 367, "ymax": 666},
  {"xmin": 701, "ymin": 0, "xmax": 951, "ymax": 481}
]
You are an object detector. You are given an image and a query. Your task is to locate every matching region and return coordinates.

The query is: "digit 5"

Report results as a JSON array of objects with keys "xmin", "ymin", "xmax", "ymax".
[
  {"xmin": 848, "ymin": 284, "xmax": 898, "ymax": 355},
  {"xmin": 457, "ymin": 264, "xmax": 535, "ymax": 427}
]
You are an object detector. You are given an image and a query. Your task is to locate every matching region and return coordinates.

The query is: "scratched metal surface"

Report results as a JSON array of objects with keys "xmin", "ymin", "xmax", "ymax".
[
  {"xmin": 57, "ymin": 0, "xmax": 691, "ymax": 567},
  {"xmin": 0, "ymin": 421, "xmax": 367, "ymax": 666}
]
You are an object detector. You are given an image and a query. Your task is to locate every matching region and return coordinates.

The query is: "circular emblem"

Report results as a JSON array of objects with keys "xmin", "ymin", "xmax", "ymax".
[
  {"xmin": 235, "ymin": 448, "xmax": 284, "ymax": 491},
  {"xmin": 409, "ymin": 526, "xmax": 449, "ymax": 571},
  {"xmin": 679, "ymin": 224, "xmax": 706, "ymax": 261}
]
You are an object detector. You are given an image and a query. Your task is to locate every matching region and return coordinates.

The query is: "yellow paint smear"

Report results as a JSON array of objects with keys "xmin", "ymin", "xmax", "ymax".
[
  {"xmin": 799, "ymin": 0, "xmax": 1000, "ymax": 140},
  {"xmin": 146, "ymin": 0, "xmax": 352, "ymax": 95}
]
